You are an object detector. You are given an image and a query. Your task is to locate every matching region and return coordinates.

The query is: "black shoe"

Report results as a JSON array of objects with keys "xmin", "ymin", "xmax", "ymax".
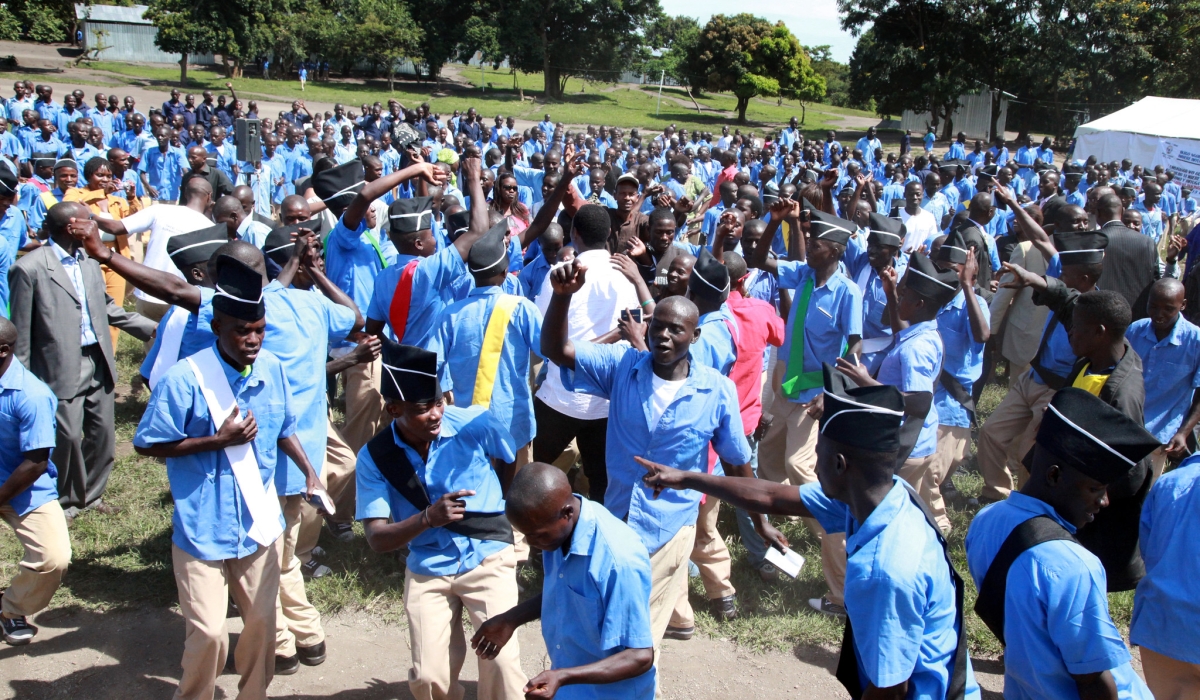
[
  {"xmin": 756, "ymin": 563, "xmax": 779, "ymax": 582},
  {"xmin": 808, "ymin": 596, "xmax": 847, "ymax": 619},
  {"xmin": 1, "ymin": 613, "xmax": 36, "ymax": 646},
  {"xmin": 301, "ymin": 559, "xmax": 332, "ymax": 580},
  {"xmin": 710, "ymin": 595, "xmax": 737, "ymax": 621},
  {"xmin": 325, "ymin": 521, "xmax": 354, "ymax": 543},
  {"xmin": 275, "ymin": 653, "xmax": 300, "ymax": 675},
  {"xmin": 297, "ymin": 641, "xmax": 326, "ymax": 666},
  {"xmin": 663, "ymin": 625, "xmax": 694, "ymax": 640}
]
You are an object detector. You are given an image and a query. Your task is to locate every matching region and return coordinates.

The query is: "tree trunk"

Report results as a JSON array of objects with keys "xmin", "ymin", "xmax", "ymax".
[
  {"xmin": 989, "ymin": 92, "xmax": 1003, "ymax": 143},
  {"xmin": 388, "ymin": 68, "xmax": 395, "ymax": 92},
  {"xmin": 940, "ymin": 102, "xmax": 954, "ymax": 141},
  {"xmin": 685, "ymin": 86, "xmax": 701, "ymax": 114},
  {"xmin": 800, "ymin": 102, "xmax": 806, "ymax": 125},
  {"xmin": 179, "ymin": 53, "xmax": 188, "ymax": 87},
  {"xmin": 544, "ymin": 65, "xmax": 562, "ymax": 99},
  {"xmin": 736, "ymin": 96, "xmax": 749, "ymax": 124}
]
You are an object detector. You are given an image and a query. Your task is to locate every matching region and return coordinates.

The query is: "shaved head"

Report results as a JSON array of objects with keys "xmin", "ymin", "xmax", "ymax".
[
  {"xmin": 0, "ymin": 316, "xmax": 15, "ymax": 348},
  {"xmin": 1150, "ymin": 277, "xmax": 1184, "ymax": 303},
  {"xmin": 656, "ymin": 293, "xmax": 699, "ymax": 329},
  {"xmin": 506, "ymin": 463, "xmax": 578, "ymax": 551}
]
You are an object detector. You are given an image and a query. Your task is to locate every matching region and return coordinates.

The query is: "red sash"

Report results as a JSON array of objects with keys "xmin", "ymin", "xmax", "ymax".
[{"xmin": 387, "ymin": 260, "xmax": 420, "ymax": 342}]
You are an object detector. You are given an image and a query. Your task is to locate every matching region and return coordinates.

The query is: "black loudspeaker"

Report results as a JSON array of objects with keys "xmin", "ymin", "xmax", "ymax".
[{"xmin": 236, "ymin": 118, "xmax": 261, "ymax": 165}]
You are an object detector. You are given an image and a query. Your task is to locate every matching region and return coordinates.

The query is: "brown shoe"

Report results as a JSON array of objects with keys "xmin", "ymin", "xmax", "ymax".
[{"xmin": 90, "ymin": 502, "xmax": 122, "ymax": 516}]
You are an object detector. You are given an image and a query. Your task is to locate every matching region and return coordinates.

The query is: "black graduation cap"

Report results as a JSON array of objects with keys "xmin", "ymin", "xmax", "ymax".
[
  {"xmin": 1034, "ymin": 160, "xmax": 1054, "ymax": 173},
  {"xmin": 977, "ymin": 164, "xmax": 999, "ymax": 181},
  {"xmin": 167, "ymin": 223, "xmax": 227, "ymax": 272},
  {"xmin": 0, "ymin": 166, "xmax": 17, "ymax": 195},
  {"xmin": 687, "ymin": 247, "xmax": 730, "ymax": 303},
  {"xmin": 468, "ymin": 218, "xmax": 510, "ymax": 277},
  {"xmin": 819, "ymin": 364, "xmax": 905, "ymax": 453},
  {"xmin": 933, "ymin": 228, "xmax": 970, "ymax": 266},
  {"xmin": 1031, "ymin": 387, "xmax": 1159, "ymax": 484},
  {"xmin": 312, "ymin": 160, "xmax": 365, "ymax": 216},
  {"xmin": 388, "ymin": 196, "xmax": 433, "ymax": 234},
  {"xmin": 31, "ymin": 151, "xmax": 57, "ymax": 168},
  {"xmin": 445, "ymin": 210, "xmax": 471, "ymax": 241},
  {"xmin": 937, "ymin": 159, "xmax": 961, "ymax": 173},
  {"xmin": 1053, "ymin": 230, "xmax": 1107, "ymax": 266},
  {"xmin": 866, "ymin": 212, "xmax": 903, "ymax": 248},
  {"xmin": 212, "ymin": 255, "xmax": 265, "ymax": 321},
  {"xmin": 808, "ymin": 210, "xmax": 854, "ymax": 246},
  {"xmin": 53, "ymin": 158, "xmax": 78, "ymax": 172},
  {"xmin": 904, "ymin": 251, "xmax": 960, "ymax": 307},
  {"xmin": 379, "ymin": 337, "xmax": 440, "ymax": 403},
  {"xmin": 262, "ymin": 218, "xmax": 317, "ymax": 267},
  {"xmin": 1120, "ymin": 186, "xmax": 1138, "ymax": 199}
]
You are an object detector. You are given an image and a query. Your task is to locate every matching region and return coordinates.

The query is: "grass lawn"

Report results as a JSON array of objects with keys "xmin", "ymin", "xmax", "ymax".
[
  {"xmin": 75, "ymin": 61, "xmax": 871, "ymax": 135},
  {"xmin": 0, "ymin": 331, "xmax": 1137, "ymax": 658}
]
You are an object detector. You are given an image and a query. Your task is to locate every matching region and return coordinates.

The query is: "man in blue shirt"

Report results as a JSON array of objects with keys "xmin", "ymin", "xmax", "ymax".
[
  {"xmin": 0, "ymin": 316, "xmax": 69, "ymax": 647},
  {"xmin": 779, "ymin": 116, "xmax": 801, "ymax": 152},
  {"xmin": 844, "ymin": 213, "xmax": 906, "ymax": 373},
  {"xmin": 1126, "ymin": 278, "xmax": 1200, "ymax": 480},
  {"xmin": 0, "ymin": 169, "xmax": 28, "ymax": 317},
  {"xmin": 133, "ymin": 256, "xmax": 320, "ymax": 700},
  {"xmin": 966, "ymin": 388, "xmax": 1157, "ymax": 700},
  {"xmin": 1133, "ymin": 181, "xmax": 1166, "ymax": 244},
  {"xmin": 1132, "ymin": 452, "xmax": 1200, "ymax": 698},
  {"xmin": 855, "ymin": 127, "xmax": 882, "ymax": 168},
  {"xmin": 642, "ymin": 367, "xmax": 982, "ymax": 700},
  {"xmin": 540, "ymin": 264, "xmax": 779, "ymax": 648},
  {"xmin": 355, "ymin": 340, "xmax": 526, "ymax": 700},
  {"xmin": 472, "ymin": 463, "xmax": 655, "ymax": 700},
  {"xmin": 139, "ymin": 127, "xmax": 187, "ymax": 203},
  {"xmin": 745, "ymin": 203, "xmax": 863, "ymax": 617}
]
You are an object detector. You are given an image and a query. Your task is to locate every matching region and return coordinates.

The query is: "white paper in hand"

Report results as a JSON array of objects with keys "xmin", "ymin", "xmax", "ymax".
[
  {"xmin": 764, "ymin": 546, "xmax": 806, "ymax": 579},
  {"xmin": 307, "ymin": 487, "xmax": 336, "ymax": 516}
]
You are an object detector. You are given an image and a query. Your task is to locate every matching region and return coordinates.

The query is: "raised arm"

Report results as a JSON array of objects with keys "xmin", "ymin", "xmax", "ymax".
[
  {"xmin": 67, "ymin": 218, "xmax": 201, "ymax": 313},
  {"xmin": 343, "ymin": 161, "xmax": 447, "ymax": 231},
  {"xmin": 450, "ymin": 152, "xmax": 491, "ymax": 262},
  {"xmin": 995, "ymin": 186, "xmax": 1055, "ymax": 261},
  {"xmin": 299, "ymin": 234, "xmax": 363, "ymax": 331},
  {"xmin": 520, "ymin": 154, "xmax": 586, "ymax": 250},
  {"xmin": 539, "ymin": 261, "xmax": 587, "ymax": 370},
  {"xmin": 959, "ymin": 247, "xmax": 990, "ymax": 344}
]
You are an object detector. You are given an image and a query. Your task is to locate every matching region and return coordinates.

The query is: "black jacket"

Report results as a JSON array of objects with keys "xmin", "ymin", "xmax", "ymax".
[{"xmin": 1097, "ymin": 220, "xmax": 1160, "ymax": 320}]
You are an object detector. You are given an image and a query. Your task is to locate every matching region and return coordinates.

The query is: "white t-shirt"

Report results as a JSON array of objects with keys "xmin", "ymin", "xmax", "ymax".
[
  {"xmin": 899, "ymin": 207, "xmax": 939, "ymax": 253},
  {"xmin": 535, "ymin": 248, "xmax": 639, "ymax": 420},
  {"xmin": 648, "ymin": 374, "xmax": 686, "ymax": 430},
  {"xmin": 120, "ymin": 204, "xmax": 215, "ymax": 303}
]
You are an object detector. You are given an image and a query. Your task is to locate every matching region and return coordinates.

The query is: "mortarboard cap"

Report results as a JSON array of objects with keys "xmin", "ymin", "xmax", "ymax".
[
  {"xmin": 866, "ymin": 212, "xmax": 903, "ymax": 248},
  {"xmin": 687, "ymin": 248, "xmax": 730, "ymax": 303},
  {"xmin": 1053, "ymin": 230, "xmax": 1107, "ymax": 266},
  {"xmin": 468, "ymin": 218, "xmax": 510, "ymax": 277},
  {"xmin": 933, "ymin": 228, "xmax": 970, "ymax": 265},
  {"xmin": 312, "ymin": 160, "xmax": 365, "ymax": 216},
  {"xmin": 1031, "ymin": 388, "xmax": 1159, "ymax": 484},
  {"xmin": 904, "ymin": 251, "xmax": 960, "ymax": 307},
  {"xmin": 31, "ymin": 151, "xmax": 57, "ymax": 168},
  {"xmin": 0, "ymin": 167, "xmax": 17, "ymax": 196},
  {"xmin": 211, "ymin": 255, "xmax": 265, "ymax": 321},
  {"xmin": 53, "ymin": 158, "xmax": 77, "ymax": 171},
  {"xmin": 977, "ymin": 164, "xmax": 1000, "ymax": 181},
  {"xmin": 388, "ymin": 196, "xmax": 433, "ymax": 234},
  {"xmin": 819, "ymin": 364, "xmax": 905, "ymax": 453},
  {"xmin": 1120, "ymin": 186, "xmax": 1138, "ymax": 199},
  {"xmin": 379, "ymin": 337, "xmax": 441, "ymax": 403},
  {"xmin": 167, "ymin": 223, "xmax": 227, "ymax": 271},
  {"xmin": 445, "ymin": 209, "xmax": 471, "ymax": 241},
  {"xmin": 808, "ymin": 210, "xmax": 854, "ymax": 247},
  {"xmin": 263, "ymin": 218, "xmax": 319, "ymax": 266}
]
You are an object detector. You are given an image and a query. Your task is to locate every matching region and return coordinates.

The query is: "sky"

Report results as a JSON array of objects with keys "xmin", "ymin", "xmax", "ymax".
[{"xmin": 657, "ymin": 0, "xmax": 860, "ymax": 63}]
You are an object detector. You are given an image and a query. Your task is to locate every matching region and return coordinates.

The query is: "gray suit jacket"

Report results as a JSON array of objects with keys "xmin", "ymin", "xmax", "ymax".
[
  {"xmin": 9, "ymin": 244, "xmax": 157, "ymax": 399},
  {"xmin": 1097, "ymin": 220, "xmax": 1160, "ymax": 320}
]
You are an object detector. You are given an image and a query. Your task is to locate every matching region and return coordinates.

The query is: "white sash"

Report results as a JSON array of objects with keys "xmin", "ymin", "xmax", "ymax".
[
  {"xmin": 186, "ymin": 347, "xmax": 284, "ymax": 547},
  {"xmin": 148, "ymin": 306, "xmax": 190, "ymax": 390}
]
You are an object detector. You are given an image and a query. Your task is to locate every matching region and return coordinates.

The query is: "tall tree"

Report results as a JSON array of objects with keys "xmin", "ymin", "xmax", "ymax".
[
  {"xmin": 145, "ymin": 0, "xmax": 231, "ymax": 86},
  {"xmin": 637, "ymin": 14, "xmax": 701, "ymax": 110},
  {"xmin": 466, "ymin": 0, "xmax": 661, "ymax": 99},
  {"xmin": 352, "ymin": 0, "xmax": 423, "ymax": 90},
  {"xmin": 685, "ymin": 14, "xmax": 825, "ymax": 123}
]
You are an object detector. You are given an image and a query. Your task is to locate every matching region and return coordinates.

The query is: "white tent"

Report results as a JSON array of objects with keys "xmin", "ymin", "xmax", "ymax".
[{"xmin": 1073, "ymin": 97, "xmax": 1200, "ymax": 187}]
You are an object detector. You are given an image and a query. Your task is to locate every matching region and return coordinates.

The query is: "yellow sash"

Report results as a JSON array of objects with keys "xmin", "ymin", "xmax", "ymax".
[{"xmin": 471, "ymin": 295, "xmax": 521, "ymax": 408}]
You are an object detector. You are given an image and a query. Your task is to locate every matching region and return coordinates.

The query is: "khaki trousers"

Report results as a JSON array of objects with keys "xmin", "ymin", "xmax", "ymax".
[
  {"xmin": 1141, "ymin": 646, "xmax": 1200, "ymax": 700},
  {"xmin": 403, "ymin": 546, "xmax": 525, "ymax": 700},
  {"xmin": 511, "ymin": 442, "xmax": 533, "ymax": 563},
  {"xmin": 757, "ymin": 392, "xmax": 847, "ymax": 605},
  {"xmin": 1150, "ymin": 447, "xmax": 1169, "ymax": 484},
  {"xmin": 669, "ymin": 497, "xmax": 734, "ymax": 629},
  {"xmin": 976, "ymin": 370, "xmax": 1055, "ymax": 502},
  {"xmin": 648, "ymin": 525, "xmax": 696, "ymax": 647},
  {"xmin": 135, "ymin": 298, "xmax": 172, "ymax": 354},
  {"xmin": 341, "ymin": 357, "xmax": 391, "ymax": 455},
  {"xmin": 276, "ymin": 495, "xmax": 324, "ymax": 657},
  {"xmin": 0, "ymin": 500, "xmax": 71, "ymax": 618},
  {"xmin": 295, "ymin": 418, "xmax": 358, "ymax": 564},
  {"xmin": 171, "ymin": 540, "xmax": 281, "ymax": 700}
]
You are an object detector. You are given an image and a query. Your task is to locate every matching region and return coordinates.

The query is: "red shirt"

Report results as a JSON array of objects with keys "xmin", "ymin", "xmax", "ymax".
[
  {"xmin": 725, "ymin": 290, "xmax": 786, "ymax": 431},
  {"xmin": 706, "ymin": 164, "xmax": 740, "ymax": 210}
]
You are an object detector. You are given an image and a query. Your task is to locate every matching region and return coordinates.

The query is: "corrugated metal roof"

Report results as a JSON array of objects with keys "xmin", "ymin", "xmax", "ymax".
[{"xmin": 75, "ymin": 4, "xmax": 153, "ymax": 25}]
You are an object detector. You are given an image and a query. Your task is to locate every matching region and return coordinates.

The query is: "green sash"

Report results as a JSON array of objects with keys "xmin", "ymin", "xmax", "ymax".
[
  {"xmin": 321, "ymin": 226, "xmax": 389, "ymax": 269},
  {"xmin": 781, "ymin": 278, "xmax": 825, "ymax": 399}
]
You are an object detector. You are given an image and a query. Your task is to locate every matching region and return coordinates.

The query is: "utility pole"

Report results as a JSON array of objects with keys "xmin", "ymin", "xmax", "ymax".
[{"xmin": 656, "ymin": 70, "xmax": 665, "ymax": 116}]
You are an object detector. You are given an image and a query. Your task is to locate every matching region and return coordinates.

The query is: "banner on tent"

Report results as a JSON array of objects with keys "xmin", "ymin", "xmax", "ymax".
[{"xmin": 1156, "ymin": 139, "xmax": 1200, "ymax": 188}]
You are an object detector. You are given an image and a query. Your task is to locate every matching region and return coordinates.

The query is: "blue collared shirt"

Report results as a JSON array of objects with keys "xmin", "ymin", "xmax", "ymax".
[
  {"xmin": 134, "ymin": 344, "xmax": 296, "ymax": 561},
  {"xmin": 776, "ymin": 261, "xmax": 863, "ymax": 403},
  {"xmin": 139, "ymin": 147, "xmax": 187, "ymax": 201},
  {"xmin": 0, "ymin": 360, "xmax": 59, "ymax": 517},
  {"xmin": 1132, "ymin": 457, "xmax": 1200, "ymax": 664},
  {"xmin": 367, "ymin": 246, "xmax": 468, "ymax": 348},
  {"xmin": 692, "ymin": 305, "xmax": 737, "ymax": 374},
  {"xmin": 1125, "ymin": 317, "xmax": 1200, "ymax": 443},
  {"xmin": 0, "ymin": 207, "xmax": 27, "ymax": 316},
  {"xmin": 355, "ymin": 408, "xmax": 516, "ymax": 576},
  {"xmin": 430, "ymin": 287, "xmax": 543, "ymax": 446},
  {"xmin": 935, "ymin": 290, "xmax": 988, "ymax": 428},
  {"xmin": 139, "ymin": 287, "xmax": 217, "ymax": 380},
  {"xmin": 877, "ymin": 320, "xmax": 943, "ymax": 458},
  {"xmin": 543, "ymin": 497, "xmax": 656, "ymax": 700},
  {"xmin": 801, "ymin": 479, "xmax": 981, "ymax": 699},
  {"xmin": 49, "ymin": 240, "xmax": 98, "ymax": 346},
  {"xmin": 325, "ymin": 214, "xmax": 396, "ymax": 316},
  {"xmin": 205, "ymin": 142, "xmax": 238, "ymax": 181},
  {"xmin": 562, "ymin": 342, "xmax": 751, "ymax": 554},
  {"xmin": 517, "ymin": 253, "xmax": 552, "ymax": 302},
  {"xmin": 199, "ymin": 283, "xmax": 355, "ymax": 494},
  {"xmin": 965, "ymin": 493, "xmax": 1151, "ymax": 700},
  {"xmin": 1132, "ymin": 200, "xmax": 1164, "ymax": 244}
]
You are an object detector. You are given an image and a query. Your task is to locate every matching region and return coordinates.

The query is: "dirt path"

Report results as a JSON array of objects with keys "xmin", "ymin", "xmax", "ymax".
[{"xmin": 0, "ymin": 606, "xmax": 1006, "ymax": 699}]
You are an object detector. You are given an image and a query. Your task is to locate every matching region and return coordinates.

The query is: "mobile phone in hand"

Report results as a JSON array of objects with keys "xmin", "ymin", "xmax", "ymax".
[{"xmin": 620, "ymin": 308, "xmax": 643, "ymax": 324}]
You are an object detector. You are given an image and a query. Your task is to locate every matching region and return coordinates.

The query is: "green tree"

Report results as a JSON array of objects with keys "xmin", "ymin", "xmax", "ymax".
[
  {"xmin": 0, "ymin": 6, "xmax": 22, "ymax": 42},
  {"xmin": 145, "ymin": 0, "xmax": 231, "ymax": 86},
  {"xmin": 685, "ymin": 14, "xmax": 825, "ymax": 123},
  {"xmin": 466, "ymin": 0, "xmax": 661, "ymax": 99},
  {"xmin": 637, "ymin": 14, "xmax": 701, "ymax": 109},
  {"xmin": 804, "ymin": 44, "xmax": 863, "ymax": 109},
  {"xmin": 351, "ymin": 0, "xmax": 423, "ymax": 90}
]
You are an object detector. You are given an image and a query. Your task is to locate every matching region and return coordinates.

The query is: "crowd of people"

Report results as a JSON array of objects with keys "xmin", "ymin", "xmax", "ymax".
[{"xmin": 0, "ymin": 75, "xmax": 1198, "ymax": 700}]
